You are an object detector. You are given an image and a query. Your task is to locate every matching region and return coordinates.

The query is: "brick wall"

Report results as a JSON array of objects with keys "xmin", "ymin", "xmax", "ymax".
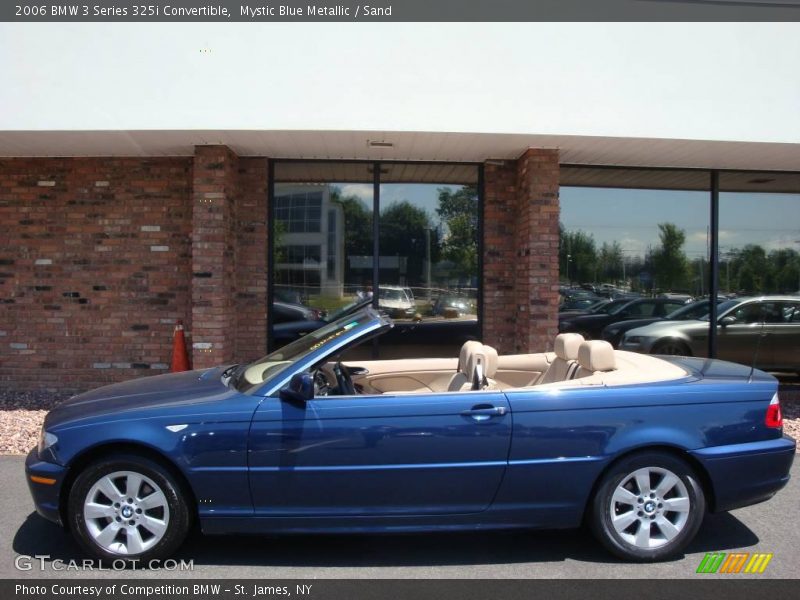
[
  {"xmin": 483, "ymin": 150, "xmax": 560, "ymax": 354},
  {"xmin": 0, "ymin": 157, "xmax": 193, "ymax": 392},
  {"xmin": 0, "ymin": 148, "xmax": 271, "ymax": 393}
]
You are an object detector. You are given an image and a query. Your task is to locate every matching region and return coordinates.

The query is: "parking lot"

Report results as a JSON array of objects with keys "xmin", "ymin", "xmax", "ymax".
[{"xmin": 2, "ymin": 457, "xmax": 797, "ymax": 579}]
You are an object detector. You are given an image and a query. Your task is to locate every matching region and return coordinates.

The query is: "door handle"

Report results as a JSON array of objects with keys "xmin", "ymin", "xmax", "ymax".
[{"xmin": 461, "ymin": 405, "xmax": 507, "ymax": 422}]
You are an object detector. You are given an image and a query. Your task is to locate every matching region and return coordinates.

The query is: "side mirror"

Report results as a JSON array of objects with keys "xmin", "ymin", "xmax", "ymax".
[
  {"xmin": 719, "ymin": 316, "xmax": 736, "ymax": 327},
  {"xmin": 279, "ymin": 371, "xmax": 314, "ymax": 405}
]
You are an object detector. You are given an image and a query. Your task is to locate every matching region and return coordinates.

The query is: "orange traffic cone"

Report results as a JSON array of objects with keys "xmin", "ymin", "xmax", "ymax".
[{"xmin": 170, "ymin": 320, "xmax": 191, "ymax": 372}]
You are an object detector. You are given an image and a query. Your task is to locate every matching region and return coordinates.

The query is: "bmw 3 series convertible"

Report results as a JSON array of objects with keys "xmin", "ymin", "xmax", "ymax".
[{"xmin": 26, "ymin": 308, "xmax": 795, "ymax": 563}]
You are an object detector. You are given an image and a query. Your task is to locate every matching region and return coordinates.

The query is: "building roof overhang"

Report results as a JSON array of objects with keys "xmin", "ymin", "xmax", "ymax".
[{"xmin": 0, "ymin": 130, "xmax": 798, "ymax": 173}]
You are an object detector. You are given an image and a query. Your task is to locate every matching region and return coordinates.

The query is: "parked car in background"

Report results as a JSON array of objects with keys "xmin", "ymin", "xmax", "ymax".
[
  {"xmin": 378, "ymin": 285, "xmax": 416, "ymax": 319},
  {"xmin": 602, "ymin": 298, "xmax": 725, "ymax": 348},
  {"xmin": 560, "ymin": 297, "xmax": 690, "ymax": 339},
  {"xmin": 559, "ymin": 298, "xmax": 628, "ymax": 320},
  {"xmin": 432, "ymin": 295, "xmax": 474, "ymax": 317},
  {"xmin": 620, "ymin": 296, "xmax": 800, "ymax": 374},
  {"xmin": 272, "ymin": 301, "xmax": 323, "ymax": 324},
  {"xmin": 26, "ymin": 308, "xmax": 795, "ymax": 565}
]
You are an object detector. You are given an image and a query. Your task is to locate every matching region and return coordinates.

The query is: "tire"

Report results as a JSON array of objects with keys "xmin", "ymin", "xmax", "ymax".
[
  {"xmin": 651, "ymin": 339, "xmax": 691, "ymax": 356},
  {"xmin": 590, "ymin": 451, "xmax": 705, "ymax": 562},
  {"xmin": 67, "ymin": 453, "xmax": 191, "ymax": 564}
]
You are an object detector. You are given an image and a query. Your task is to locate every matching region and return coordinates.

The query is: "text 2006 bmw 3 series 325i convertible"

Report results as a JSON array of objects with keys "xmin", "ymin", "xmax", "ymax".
[{"xmin": 26, "ymin": 308, "xmax": 795, "ymax": 563}]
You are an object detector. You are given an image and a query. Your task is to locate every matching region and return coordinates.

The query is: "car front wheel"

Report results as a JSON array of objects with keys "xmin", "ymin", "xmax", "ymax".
[
  {"xmin": 67, "ymin": 453, "xmax": 191, "ymax": 564},
  {"xmin": 590, "ymin": 452, "xmax": 705, "ymax": 561}
]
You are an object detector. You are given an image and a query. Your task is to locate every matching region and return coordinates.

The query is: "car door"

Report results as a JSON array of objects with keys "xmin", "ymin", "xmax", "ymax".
[
  {"xmin": 248, "ymin": 388, "xmax": 512, "ymax": 517},
  {"xmin": 768, "ymin": 301, "xmax": 800, "ymax": 371},
  {"xmin": 717, "ymin": 301, "xmax": 774, "ymax": 367}
]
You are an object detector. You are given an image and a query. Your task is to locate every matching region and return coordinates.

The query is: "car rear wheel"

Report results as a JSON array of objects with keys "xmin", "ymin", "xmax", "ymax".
[
  {"xmin": 590, "ymin": 452, "xmax": 705, "ymax": 561},
  {"xmin": 652, "ymin": 339, "xmax": 691, "ymax": 356},
  {"xmin": 67, "ymin": 453, "xmax": 191, "ymax": 564}
]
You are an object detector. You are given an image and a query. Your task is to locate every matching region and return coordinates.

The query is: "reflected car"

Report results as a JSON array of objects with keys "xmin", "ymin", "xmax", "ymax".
[
  {"xmin": 602, "ymin": 299, "xmax": 725, "ymax": 348},
  {"xmin": 378, "ymin": 285, "xmax": 416, "ymax": 318},
  {"xmin": 27, "ymin": 308, "xmax": 794, "ymax": 565},
  {"xmin": 620, "ymin": 296, "xmax": 800, "ymax": 374},
  {"xmin": 560, "ymin": 297, "xmax": 690, "ymax": 339}
]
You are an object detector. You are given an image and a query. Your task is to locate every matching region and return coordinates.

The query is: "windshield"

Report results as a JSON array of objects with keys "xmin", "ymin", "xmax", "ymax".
[
  {"xmin": 324, "ymin": 297, "xmax": 372, "ymax": 322},
  {"xmin": 607, "ymin": 299, "xmax": 637, "ymax": 315},
  {"xmin": 665, "ymin": 300, "xmax": 710, "ymax": 320},
  {"xmin": 234, "ymin": 308, "xmax": 380, "ymax": 391},
  {"xmin": 701, "ymin": 299, "xmax": 740, "ymax": 321},
  {"xmin": 380, "ymin": 288, "xmax": 407, "ymax": 301}
]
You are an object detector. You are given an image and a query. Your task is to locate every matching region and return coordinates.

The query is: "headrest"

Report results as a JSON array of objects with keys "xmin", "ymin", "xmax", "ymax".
[
  {"xmin": 458, "ymin": 340, "xmax": 483, "ymax": 373},
  {"xmin": 577, "ymin": 340, "xmax": 617, "ymax": 372},
  {"xmin": 465, "ymin": 343, "xmax": 499, "ymax": 381},
  {"xmin": 554, "ymin": 333, "xmax": 584, "ymax": 361}
]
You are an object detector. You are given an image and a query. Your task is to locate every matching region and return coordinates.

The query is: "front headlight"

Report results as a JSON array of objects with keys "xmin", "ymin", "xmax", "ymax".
[{"xmin": 37, "ymin": 428, "xmax": 58, "ymax": 455}]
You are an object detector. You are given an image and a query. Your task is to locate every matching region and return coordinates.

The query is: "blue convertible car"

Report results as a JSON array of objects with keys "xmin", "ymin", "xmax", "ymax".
[{"xmin": 26, "ymin": 308, "xmax": 795, "ymax": 563}]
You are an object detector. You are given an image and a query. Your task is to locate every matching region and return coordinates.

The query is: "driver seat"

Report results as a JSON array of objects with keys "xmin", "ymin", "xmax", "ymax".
[{"xmin": 447, "ymin": 340, "xmax": 483, "ymax": 391}]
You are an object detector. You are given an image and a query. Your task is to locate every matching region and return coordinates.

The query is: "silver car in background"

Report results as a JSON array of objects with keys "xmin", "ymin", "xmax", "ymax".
[{"xmin": 620, "ymin": 296, "xmax": 800, "ymax": 374}]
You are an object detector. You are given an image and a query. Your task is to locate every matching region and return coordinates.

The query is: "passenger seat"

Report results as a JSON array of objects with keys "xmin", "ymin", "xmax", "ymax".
[{"xmin": 536, "ymin": 333, "xmax": 584, "ymax": 384}]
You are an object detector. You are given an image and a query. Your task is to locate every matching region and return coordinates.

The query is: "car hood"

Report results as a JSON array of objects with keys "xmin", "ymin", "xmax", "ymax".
[
  {"xmin": 44, "ymin": 366, "xmax": 242, "ymax": 428},
  {"xmin": 624, "ymin": 319, "xmax": 708, "ymax": 337}
]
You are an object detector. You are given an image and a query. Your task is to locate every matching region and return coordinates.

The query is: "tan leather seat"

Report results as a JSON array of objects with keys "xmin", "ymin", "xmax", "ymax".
[
  {"xmin": 460, "ymin": 343, "xmax": 500, "ymax": 391},
  {"xmin": 574, "ymin": 340, "xmax": 617, "ymax": 378},
  {"xmin": 447, "ymin": 340, "xmax": 483, "ymax": 391},
  {"xmin": 536, "ymin": 333, "xmax": 584, "ymax": 384}
]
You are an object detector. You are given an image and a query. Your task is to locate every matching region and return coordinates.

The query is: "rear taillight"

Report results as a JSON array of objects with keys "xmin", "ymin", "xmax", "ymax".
[{"xmin": 765, "ymin": 393, "xmax": 783, "ymax": 429}]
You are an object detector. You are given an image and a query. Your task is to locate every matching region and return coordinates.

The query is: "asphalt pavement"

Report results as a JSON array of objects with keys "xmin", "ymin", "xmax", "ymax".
[{"xmin": 2, "ymin": 456, "xmax": 797, "ymax": 579}]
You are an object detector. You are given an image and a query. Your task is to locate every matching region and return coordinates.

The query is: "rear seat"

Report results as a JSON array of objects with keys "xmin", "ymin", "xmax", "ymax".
[
  {"xmin": 574, "ymin": 340, "xmax": 617, "ymax": 378},
  {"xmin": 461, "ymin": 343, "xmax": 501, "ymax": 391},
  {"xmin": 536, "ymin": 333, "xmax": 584, "ymax": 384}
]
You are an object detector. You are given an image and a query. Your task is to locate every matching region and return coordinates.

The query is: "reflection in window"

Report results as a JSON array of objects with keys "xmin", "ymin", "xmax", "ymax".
[
  {"xmin": 559, "ymin": 169, "xmax": 710, "ymax": 302},
  {"xmin": 271, "ymin": 162, "xmax": 480, "ymax": 358},
  {"xmin": 717, "ymin": 172, "xmax": 800, "ymax": 372}
]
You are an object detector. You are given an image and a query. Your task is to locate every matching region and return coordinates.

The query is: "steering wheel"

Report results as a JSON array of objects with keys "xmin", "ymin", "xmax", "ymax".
[
  {"xmin": 313, "ymin": 369, "xmax": 330, "ymax": 397},
  {"xmin": 332, "ymin": 361, "xmax": 356, "ymax": 396}
]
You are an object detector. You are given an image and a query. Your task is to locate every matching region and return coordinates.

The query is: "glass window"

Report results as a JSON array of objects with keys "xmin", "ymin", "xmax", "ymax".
[
  {"xmin": 271, "ymin": 163, "xmax": 374, "ymax": 352},
  {"xmin": 270, "ymin": 162, "xmax": 481, "ymax": 359},
  {"xmin": 377, "ymin": 163, "xmax": 480, "ymax": 358},
  {"xmin": 716, "ymin": 172, "xmax": 800, "ymax": 373},
  {"xmin": 560, "ymin": 167, "xmax": 711, "ymax": 356}
]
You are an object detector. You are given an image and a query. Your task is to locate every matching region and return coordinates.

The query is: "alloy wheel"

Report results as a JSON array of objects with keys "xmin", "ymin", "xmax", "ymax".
[
  {"xmin": 83, "ymin": 470, "xmax": 170, "ymax": 555},
  {"xmin": 609, "ymin": 466, "xmax": 691, "ymax": 549}
]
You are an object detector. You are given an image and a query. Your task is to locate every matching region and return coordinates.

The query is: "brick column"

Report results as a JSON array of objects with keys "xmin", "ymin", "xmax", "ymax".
[
  {"xmin": 191, "ymin": 145, "xmax": 239, "ymax": 368},
  {"xmin": 234, "ymin": 157, "xmax": 269, "ymax": 362},
  {"xmin": 514, "ymin": 149, "xmax": 560, "ymax": 353},
  {"xmin": 482, "ymin": 149, "xmax": 560, "ymax": 355},
  {"xmin": 482, "ymin": 161, "xmax": 519, "ymax": 354}
]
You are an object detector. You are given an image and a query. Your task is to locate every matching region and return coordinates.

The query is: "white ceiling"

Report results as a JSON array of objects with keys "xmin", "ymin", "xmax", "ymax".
[{"xmin": 0, "ymin": 130, "xmax": 799, "ymax": 173}]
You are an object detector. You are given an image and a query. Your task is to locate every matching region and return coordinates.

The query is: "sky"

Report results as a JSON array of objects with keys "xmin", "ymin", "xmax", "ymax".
[{"xmin": 1, "ymin": 22, "xmax": 799, "ymax": 143}]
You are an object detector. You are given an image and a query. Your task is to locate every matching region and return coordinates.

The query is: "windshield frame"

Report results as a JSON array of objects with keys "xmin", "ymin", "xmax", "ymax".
[{"xmin": 235, "ymin": 307, "xmax": 391, "ymax": 396}]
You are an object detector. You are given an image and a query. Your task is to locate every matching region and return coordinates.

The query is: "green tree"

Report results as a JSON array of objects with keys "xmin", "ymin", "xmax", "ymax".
[
  {"xmin": 436, "ymin": 186, "xmax": 478, "ymax": 279},
  {"xmin": 652, "ymin": 222, "xmax": 689, "ymax": 291},
  {"xmin": 599, "ymin": 241, "xmax": 624, "ymax": 282},
  {"xmin": 380, "ymin": 200, "xmax": 437, "ymax": 285},
  {"xmin": 330, "ymin": 187, "xmax": 373, "ymax": 281},
  {"xmin": 559, "ymin": 224, "xmax": 598, "ymax": 284}
]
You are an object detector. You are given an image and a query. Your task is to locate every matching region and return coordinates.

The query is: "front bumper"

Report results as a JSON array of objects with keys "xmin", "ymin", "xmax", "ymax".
[
  {"xmin": 25, "ymin": 447, "xmax": 66, "ymax": 525},
  {"xmin": 690, "ymin": 435, "xmax": 796, "ymax": 513}
]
